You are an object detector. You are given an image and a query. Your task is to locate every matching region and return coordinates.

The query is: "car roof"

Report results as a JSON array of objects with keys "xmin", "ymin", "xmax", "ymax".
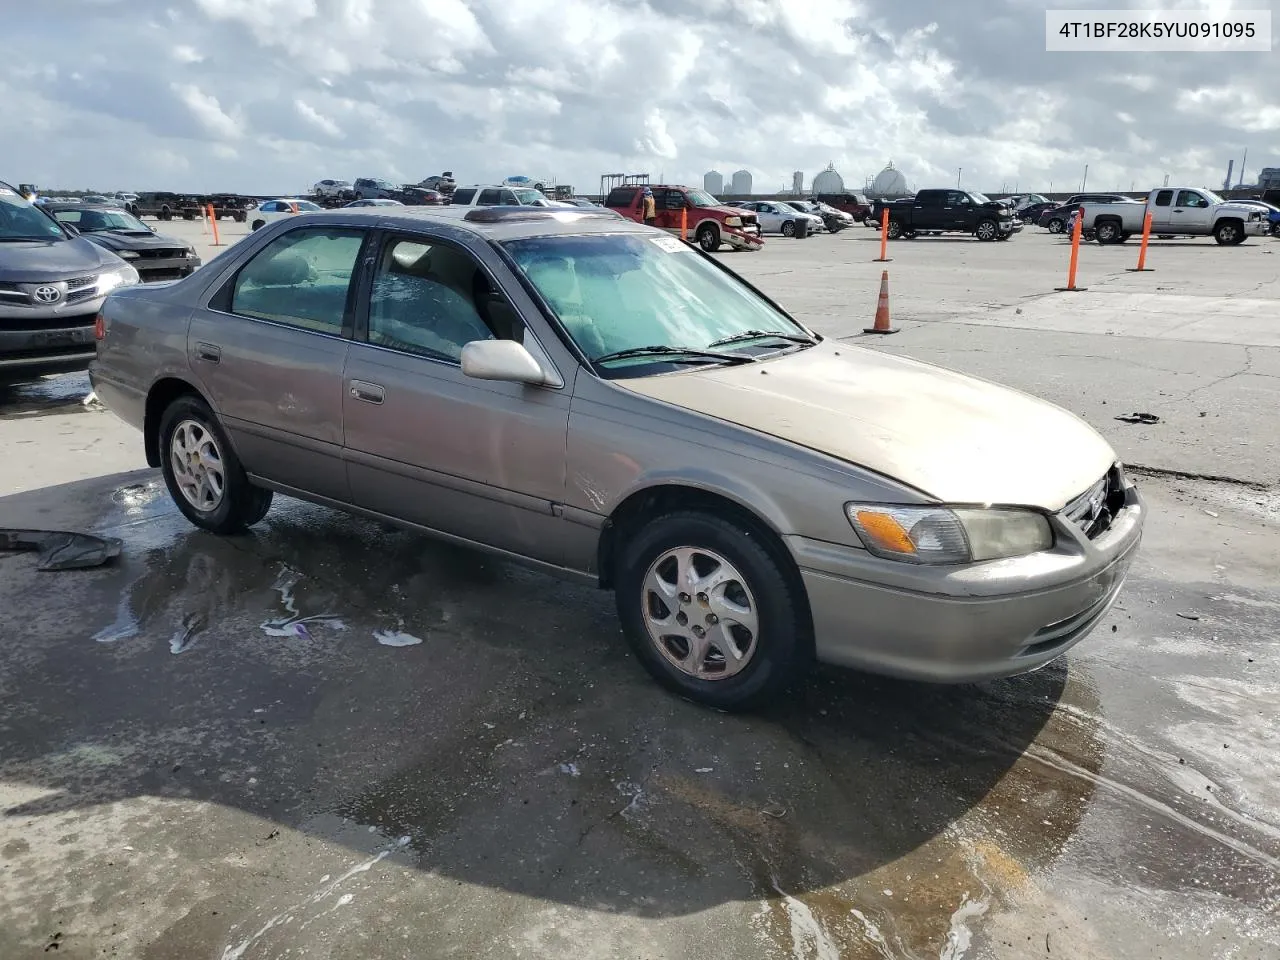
[
  {"xmin": 43, "ymin": 202, "xmax": 133, "ymax": 213},
  {"xmin": 297, "ymin": 205, "xmax": 651, "ymax": 242}
]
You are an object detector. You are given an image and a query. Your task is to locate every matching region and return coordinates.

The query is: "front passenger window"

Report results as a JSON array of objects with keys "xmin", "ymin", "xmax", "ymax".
[
  {"xmin": 367, "ymin": 238, "xmax": 512, "ymax": 363},
  {"xmin": 231, "ymin": 228, "xmax": 364, "ymax": 335}
]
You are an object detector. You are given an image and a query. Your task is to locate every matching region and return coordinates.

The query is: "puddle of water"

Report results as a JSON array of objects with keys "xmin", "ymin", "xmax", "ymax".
[{"xmin": 373, "ymin": 630, "xmax": 422, "ymax": 648}]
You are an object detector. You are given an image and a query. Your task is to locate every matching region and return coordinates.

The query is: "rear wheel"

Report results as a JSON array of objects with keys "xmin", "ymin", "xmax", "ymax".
[
  {"xmin": 1095, "ymin": 220, "xmax": 1123, "ymax": 244},
  {"xmin": 251, "ymin": 219, "xmax": 265, "ymax": 231},
  {"xmin": 158, "ymin": 395, "xmax": 272, "ymax": 535},
  {"xmin": 235, "ymin": 212, "xmax": 246, "ymax": 223},
  {"xmin": 159, "ymin": 206, "xmax": 172, "ymax": 221},
  {"xmin": 1047, "ymin": 218, "xmax": 1065, "ymax": 234},
  {"xmin": 885, "ymin": 219, "xmax": 903, "ymax": 240},
  {"xmin": 696, "ymin": 223, "xmax": 720, "ymax": 252},
  {"xmin": 615, "ymin": 511, "xmax": 812, "ymax": 710}
]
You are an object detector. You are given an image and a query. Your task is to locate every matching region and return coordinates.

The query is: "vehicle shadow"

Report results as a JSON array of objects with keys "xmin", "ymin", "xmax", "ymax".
[
  {"xmin": 0, "ymin": 371, "xmax": 92, "ymax": 417},
  {"xmin": 0, "ymin": 471, "xmax": 1102, "ymax": 934}
]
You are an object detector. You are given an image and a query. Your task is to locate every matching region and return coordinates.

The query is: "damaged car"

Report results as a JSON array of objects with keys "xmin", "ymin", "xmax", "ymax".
[{"xmin": 90, "ymin": 205, "xmax": 1144, "ymax": 709}]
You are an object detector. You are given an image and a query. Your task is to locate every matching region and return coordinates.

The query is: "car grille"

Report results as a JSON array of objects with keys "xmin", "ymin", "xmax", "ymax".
[
  {"xmin": 139, "ymin": 268, "xmax": 189, "ymax": 282},
  {"xmin": 66, "ymin": 287, "xmax": 100, "ymax": 304},
  {"xmin": 134, "ymin": 248, "xmax": 186, "ymax": 260},
  {"xmin": 1062, "ymin": 466, "xmax": 1126, "ymax": 539},
  {"xmin": 66, "ymin": 275, "xmax": 96, "ymax": 290}
]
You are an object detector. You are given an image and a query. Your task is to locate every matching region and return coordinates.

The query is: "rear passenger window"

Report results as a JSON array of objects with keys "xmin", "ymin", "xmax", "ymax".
[
  {"xmin": 478, "ymin": 189, "xmax": 502, "ymax": 205},
  {"xmin": 1154, "ymin": 191, "xmax": 1173, "ymax": 207},
  {"xmin": 451, "ymin": 188, "xmax": 476, "ymax": 205},
  {"xmin": 231, "ymin": 228, "xmax": 364, "ymax": 335}
]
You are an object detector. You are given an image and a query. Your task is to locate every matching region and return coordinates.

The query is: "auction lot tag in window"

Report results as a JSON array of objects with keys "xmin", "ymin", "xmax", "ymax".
[{"xmin": 650, "ymin": 236, "xmax": 689, "ymax": 253}]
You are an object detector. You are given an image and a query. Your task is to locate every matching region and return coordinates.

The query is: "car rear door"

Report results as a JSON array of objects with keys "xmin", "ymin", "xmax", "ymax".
[
  {"xmin": 911, "ymin": 191, "xmax": 943, "ymax": 230},
  {"xmin": 340, "ymin": 227, "xmax": 573, "ymax": 564},
  {"xmin": 188, "ymin": 224, "xmax": 368, "ymax": 503},
  {"xmin": 1149, "ymin": 189, "xmax": 1176, "ymax": 232}
]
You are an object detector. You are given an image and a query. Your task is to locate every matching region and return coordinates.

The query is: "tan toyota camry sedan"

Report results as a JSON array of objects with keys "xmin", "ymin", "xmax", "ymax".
[{"xmin": 90, "ymin": 205, "xmax": 1144, "ymax": 709}]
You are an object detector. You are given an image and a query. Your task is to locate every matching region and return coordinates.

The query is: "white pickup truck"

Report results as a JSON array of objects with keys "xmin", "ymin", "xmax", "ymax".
[{"xmin": 1078, "ymin": 187, "xmax": 1270, "ymax": 245}]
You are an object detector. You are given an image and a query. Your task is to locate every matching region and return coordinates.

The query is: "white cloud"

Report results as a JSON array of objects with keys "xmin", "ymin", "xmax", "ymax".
[
  {"xmin": 5, "ymin": 0, "xmax": 1277, "ymax": 194},
  {"xmin": 170, "ymin": 83, "xmax": 240, "ymax": 140}
]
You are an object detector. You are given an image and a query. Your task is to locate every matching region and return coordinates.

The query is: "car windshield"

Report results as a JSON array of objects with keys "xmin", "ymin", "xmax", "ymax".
[
  {"xmin": 296, "ymin": 200, "xmax": 323, "ymax": 212},
  {"xmin": 0, "ymin": 189, "xmax": 67, "ymax": 240},
  {"xmin": 970, "ymin": 193, "xmax": 992, "ymax": 203},
  {"xmin": 685, "ymin": 189, "xmax": 721, "ymax": 208},
  {"xmin": 58, "ymin": 209, "xmax": 150, "ymax": 232},
  {"xmin": 505, "ymin": 232, "xmax": 811, "ymax": 374},
  {"xmin": 1200, "ymin": 190, "xmax": 1226, "ymax": 205},
  {"xmin": 514, "ymin": 189, "xmax": 548, "ymax": 205}
]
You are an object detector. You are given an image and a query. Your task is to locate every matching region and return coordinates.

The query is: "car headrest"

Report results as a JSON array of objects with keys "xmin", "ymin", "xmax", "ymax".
[
  {"xmin": 525, "ymin": 259, "xmax": 578, "ymax": 308},
  {"xmin": 244, "ymin": 253, "xmax": 310, "ymax": 286}
]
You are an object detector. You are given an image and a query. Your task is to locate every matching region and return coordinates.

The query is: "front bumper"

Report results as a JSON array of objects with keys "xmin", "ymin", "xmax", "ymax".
[
  {"xmin": 789, "ymin": 475, "xmax": 1144, "ymax": 683},
  {"xmin": 0, "ymin": 284, "xmax": 104, "ymax": 372},
  {"xmin": 724, "ymin": 226, "xmax": 765, "ymax": 250},
  {"xmin": 1244, "ymin": 219, "xmax": 1271, "ymax": 236},
  {"xmin": 130, "ymin": 255, "xmax": 201, "ymax": 282}
]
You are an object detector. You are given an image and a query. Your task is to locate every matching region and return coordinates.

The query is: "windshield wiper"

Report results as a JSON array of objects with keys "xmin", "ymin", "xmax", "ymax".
[
  {"xmin": 593, "ymin": 345, "xmax": 757, "ymax": 366},
  {"xmin": 708, "ymin": 329, "xmax": 817, "ymax": 347},
  {"xmin": 0, "ymin": 236, "xmax": 59, "ymax": 242}
]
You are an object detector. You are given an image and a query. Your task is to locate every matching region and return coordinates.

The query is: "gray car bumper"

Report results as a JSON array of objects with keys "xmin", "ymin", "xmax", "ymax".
[
  {"xmin": 788, "ymin": 483, "xmax": 1144, "ymax": 683},
  {"xmin": 0, "ymin": 299, "xmax": 103, "ymax": 373}
]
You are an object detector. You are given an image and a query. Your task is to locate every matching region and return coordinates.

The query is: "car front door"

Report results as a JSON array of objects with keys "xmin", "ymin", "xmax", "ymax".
[
  {"xmin": 944, "ymin": 191, "xmax": 971, "ymax": 230},
  {"xmin": 188, "ymin": 224, "xmax": 367, "ymax": 502},
  {"xmin": 341, "ymin": 229, "xmax": 573, "ymax": 564},
  {"xmin": 1173, "ymin": 189, "xmax": 1213, "ymax": 232},
  {"xmin": 752, "ymin": 203, "xmax": 779, "ymax": 233}
]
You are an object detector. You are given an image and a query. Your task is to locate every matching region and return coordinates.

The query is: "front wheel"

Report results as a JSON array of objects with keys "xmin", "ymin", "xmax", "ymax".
[
  {"xmin": 780, "ymin": 220, "xmax": 796, "ymax": 237},
  {"xmin": 251, "ymin": 219, "xmax": 265, "ymax": 231},
  {"xmin": 1047, "ymin": 218, "xmax": 1064, "ymax": 234},
  {"xmin": 975, "ymin": 218, "xmax": 998, "ymax": 241},
  {"xmin": 615, "ymin": 511, "xmax": 812, "ymax": 710},
  {"xmin": 1214, "ymin": 220, "xmax": 1245, "ymax": 245},
  {"xmin": 696, "ymin": 223, "xmax": 720, "ymax": 252},
  {"xmin": 158, "ymin": 395, "xmax": 272, "ymax": 535}
]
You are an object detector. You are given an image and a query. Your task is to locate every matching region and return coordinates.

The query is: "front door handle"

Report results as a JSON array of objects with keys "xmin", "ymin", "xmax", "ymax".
[
  {"xmin": 349, "ymin": 380, "xmax": 384, "ymax": 404},
  {"xmin": 196, "ymin": 342, "xmax": 221, "ymax": 363}
]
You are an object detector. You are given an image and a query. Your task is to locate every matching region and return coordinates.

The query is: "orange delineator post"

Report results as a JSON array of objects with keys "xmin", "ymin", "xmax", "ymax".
[
  {"xmin": 208, "ymin": 204, "xmax": 223, "ymax": 246},
  {"xmin": 1127, "ymin": 210, "xmax": 1154, "ymax": 272},
  {"xmin": 863, "ymin": 270, "xmax": 898, "ymax": 335},
  {"xmin": 1055, "ymin": 206, "xmax": 1087, "ymax": 292},
  {"xmin": 681, "ymin": 207, "xmax": 688, "ymax": 241},
  {"xmin": 873, "ymin": 206, "xmax": 892, "ymax": 262}
]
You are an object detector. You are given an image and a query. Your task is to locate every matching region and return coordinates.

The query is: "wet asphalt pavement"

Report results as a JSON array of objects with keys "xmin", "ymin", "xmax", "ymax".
[{"xmin": 2, "ymin": 231, "xmax": 1280, "ymax": 958}]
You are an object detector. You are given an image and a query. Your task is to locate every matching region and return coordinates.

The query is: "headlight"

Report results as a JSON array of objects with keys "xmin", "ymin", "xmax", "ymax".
[
  {"xmin": 97, "ymin": 265, "xmax": 140, "ymax": 294},
  {"xmin": 186, "ymin": 246, "xmax": 198, "ymax": 257},
  {"xmin": 845, "ymin": 504, "xmax": 1053, "ymax": 564},
  {"xmin": 723, "ymin": 215, "xmax": 742, "ymax": 227},
  {"xmin": 117, "ymin": 250, "xmax": 140, "ymax": 259}
]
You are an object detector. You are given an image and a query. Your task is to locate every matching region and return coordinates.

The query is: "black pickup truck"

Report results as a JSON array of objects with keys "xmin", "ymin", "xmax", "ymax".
[{"xmin": 876, "ymin": 189, "xmax": 1019, "ymax": 241}]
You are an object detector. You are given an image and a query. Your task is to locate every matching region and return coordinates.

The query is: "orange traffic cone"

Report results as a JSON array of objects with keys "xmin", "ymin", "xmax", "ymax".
[{"xmin": 864, "ymin": 270, "xmax": 898, "ymax": 334}]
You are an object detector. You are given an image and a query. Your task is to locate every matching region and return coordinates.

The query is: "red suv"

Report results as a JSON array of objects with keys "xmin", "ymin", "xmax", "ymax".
[{"xmin": 605, "ymin": 185, "xmax": 764, "ymax": 252}]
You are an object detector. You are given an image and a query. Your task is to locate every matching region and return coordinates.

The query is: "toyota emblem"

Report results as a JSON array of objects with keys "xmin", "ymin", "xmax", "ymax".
[{"xmin": 33, "ymin": 285, "xmax": 62, "ymax": 304}]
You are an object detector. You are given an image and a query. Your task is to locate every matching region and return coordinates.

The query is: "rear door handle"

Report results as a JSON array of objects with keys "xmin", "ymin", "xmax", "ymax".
[
  {"xmin": 196, "ymin": 342, "xmax": 221, "ymax": 363},
  {"xmin": 349, "ymin": 380, "xmax": 384, "ymax": 404}
]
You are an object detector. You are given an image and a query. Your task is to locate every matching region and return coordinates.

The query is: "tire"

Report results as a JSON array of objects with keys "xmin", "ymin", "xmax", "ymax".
[
  {"xmin": 159, "ymin": 206, "xmax": 172, "ymax": 221},
  {"xmin": 696, "ymin": 223, "xmax": 720, "ymax": 252},
  {"xmin": 975, "ymin": 219, "xmax": 998, "ymax": 241},
  {"xmin": 158, "ymin": 395, "xmax": 272, "ymax": 535},
  {"xmin": 780, "ymin": 220, "xmax": 796, "ymax": 237},
  {"xmin": 235, "ymin": 212, "xmax": 246, "ymax": 223},
  {"xmin": 863, "ymin": 215, "xmax": 877, "ymax": 228},
  {"xmin": 885, "ymin": 219, "xmax": 902, "ymax": 240},
  {"xmin": 614, "ymin": 510, "xmax": 812, "ymax": 710},
  {"xmin": 1095, "ymin": 220, "xmax": 1123, "ymax": 244},
  {"xmin": 1214, "ymin": 220, "xmax": 1244, "ymax": 245},
  {"xmin": 251, "ymin": 219, "xmax": 265, "ymax": 232},
  {"xmin": 1270, "ymin": 222, "xmax": 1280, "ymax": 238},
  {"xmin": 1047, "ymin": 218, "xmax": 1065, "ymax": 234}
]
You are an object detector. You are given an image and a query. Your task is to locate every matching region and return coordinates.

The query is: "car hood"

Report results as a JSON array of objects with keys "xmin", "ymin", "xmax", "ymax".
[
  {"xmin": 83, "ymin": 230, "xmax": 185, "ymax": 252},
  {"xmin": 0, "ymin": 236, "xmax": 124, "ymax": 282},
  {"xmin": 616, "ymin": 340, "xmax": 1116, "ymax": 511}
]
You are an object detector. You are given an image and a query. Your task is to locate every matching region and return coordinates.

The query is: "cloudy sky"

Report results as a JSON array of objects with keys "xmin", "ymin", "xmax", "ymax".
[{"xmin": 5, "ymin": 0, "xmax": 1276, "ymax": 196}]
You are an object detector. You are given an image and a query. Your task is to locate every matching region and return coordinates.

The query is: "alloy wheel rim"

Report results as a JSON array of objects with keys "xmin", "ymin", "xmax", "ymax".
[
  {"xmin": 978, "ymin": 221, "xmax": 995, "ymax": 239},
  {"xmin": 641, "ymin": 546, "xmax": 759, "ymax": 681},
  {"xmin": 170, "ymin": 419, "xmax": 226, "ymax": 512}
]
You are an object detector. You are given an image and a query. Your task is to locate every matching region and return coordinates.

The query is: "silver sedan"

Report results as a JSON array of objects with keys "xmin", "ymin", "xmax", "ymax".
[{"xmin": 90, "ymin": 205, "xmax": 1143, "ymax": 709}]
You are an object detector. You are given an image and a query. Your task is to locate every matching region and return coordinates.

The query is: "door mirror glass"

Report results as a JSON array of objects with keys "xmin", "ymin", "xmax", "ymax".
[{"xmin": 461, "ymin": 339, "xmax": 548, "ymax": 385}]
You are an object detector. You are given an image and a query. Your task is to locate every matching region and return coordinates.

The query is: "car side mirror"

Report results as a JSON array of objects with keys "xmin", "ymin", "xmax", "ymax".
[{"xmin": 461, "ymin": 339, "xmax": 549, "ymax": 386}]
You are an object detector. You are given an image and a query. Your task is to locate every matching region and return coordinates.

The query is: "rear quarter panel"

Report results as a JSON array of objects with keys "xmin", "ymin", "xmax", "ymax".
[{"xmin": 91, "ymin": 287, "xmax": 195, "ymax": 432}]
